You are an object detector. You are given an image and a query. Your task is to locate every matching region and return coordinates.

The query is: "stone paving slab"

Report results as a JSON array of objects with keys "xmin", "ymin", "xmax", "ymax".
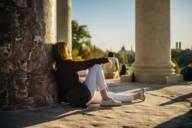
[{"xmin": 0, "ymin": 81, "xmax": 192, "ymax": 128}]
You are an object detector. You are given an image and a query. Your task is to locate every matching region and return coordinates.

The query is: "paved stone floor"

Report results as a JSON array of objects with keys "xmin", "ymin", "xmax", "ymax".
[{"xmin": 0, "ymin": 80, "xmax": 192, "ymax": 128}]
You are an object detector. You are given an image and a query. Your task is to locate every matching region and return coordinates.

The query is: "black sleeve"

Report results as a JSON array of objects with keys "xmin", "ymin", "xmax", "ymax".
[{"xmin": 69, "ymin": 58, "xmax": 109, "ymax": 71}]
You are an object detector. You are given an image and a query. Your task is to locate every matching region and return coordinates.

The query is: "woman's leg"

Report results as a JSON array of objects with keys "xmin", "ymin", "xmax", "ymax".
[
  {"xmin": 85, "ymin": 64, "xmax": 144, "ymax": 105},
  {"xmin": 108, "ymin": 92, "xmax": 133, "ymax": 102},
  {"xmin": 85, "ymin": 64, "xmax": 110, "ymax": 105},
  {"xmin": 108, "ymin": 89, "xmax": 145, "ymax": 103}
]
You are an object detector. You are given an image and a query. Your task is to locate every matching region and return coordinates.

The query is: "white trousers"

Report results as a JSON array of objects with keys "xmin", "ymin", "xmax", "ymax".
[{"xmin": 85, "ymin": 64, "xmax": 133, "ymax": 105}]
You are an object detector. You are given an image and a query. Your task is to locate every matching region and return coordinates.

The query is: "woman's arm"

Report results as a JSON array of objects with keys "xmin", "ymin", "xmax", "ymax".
[{"xmin": 70, "ymin": 58, "xmax": 109, "ymax": 71}]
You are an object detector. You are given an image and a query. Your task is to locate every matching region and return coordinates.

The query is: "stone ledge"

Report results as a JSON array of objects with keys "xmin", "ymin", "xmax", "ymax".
[
  {"xmin": 120, "ymin": 74, "xmax": 184, "ymax": 85},
  {"xmin": 166, "ymin": 74, "xmax": 183, "ymax": 85},
  {"xmin": 120, "ymin": 75, "xmax": 132, "ymax": 83}
]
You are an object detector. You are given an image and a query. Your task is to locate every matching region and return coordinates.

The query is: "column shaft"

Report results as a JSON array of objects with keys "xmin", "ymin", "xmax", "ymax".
[
  {"xmin": 134, "ymin": 0, "xmax": 175, "ymax": 83},
  {"xmin": 57, "ymin": 0, "xmax": 72, "ymax": 50}
]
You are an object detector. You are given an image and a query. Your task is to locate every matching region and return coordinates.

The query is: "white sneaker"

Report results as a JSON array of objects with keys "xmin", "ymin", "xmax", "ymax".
[
  {"xmin": 100, "ymin": 98, "xmax": 122, "ymax": 107},
  {"xmin": 138, "ymin": 88, "xmax": 146, "ymax": 101}
]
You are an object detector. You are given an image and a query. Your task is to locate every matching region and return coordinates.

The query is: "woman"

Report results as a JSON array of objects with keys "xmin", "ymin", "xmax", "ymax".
[
  {"xmin": 54, "ymin": 42, "xmax": 145, "ymax": 108},
  {"xmin": 181, "ymin": 60, "xmax": 192, "ymax": 81},
  {"xmin": 103, "ymin": 52, "xmax": 120, "ymax": 79}
]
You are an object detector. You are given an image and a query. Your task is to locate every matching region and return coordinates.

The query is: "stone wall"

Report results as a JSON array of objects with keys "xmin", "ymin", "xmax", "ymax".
[{"xmin": 0, "ymin": 0, "xmax": 57, "ymax": 109}]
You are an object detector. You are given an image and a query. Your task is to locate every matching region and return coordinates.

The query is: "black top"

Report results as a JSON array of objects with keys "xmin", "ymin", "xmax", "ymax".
[
  {"xmin": 56, "ymin": 58, "xmax": 109, "ymax": 107},
  {"xmin": 181, "ymin": 66, "xmax": 192, "ymax": 81}
]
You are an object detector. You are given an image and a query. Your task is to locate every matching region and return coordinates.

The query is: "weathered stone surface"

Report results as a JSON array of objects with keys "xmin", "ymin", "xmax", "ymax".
[
  {"xmin": 0, "ymin": 81, "xmax": 192, "ymax": 128},
  {"xmin": 0, "ymin": 0, "xmax": 57, "ymax": 109}
]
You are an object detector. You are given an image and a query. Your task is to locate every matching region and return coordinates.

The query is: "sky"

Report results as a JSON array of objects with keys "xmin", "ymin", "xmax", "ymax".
[{"xmin": 72, "ymin": 0, "xmax": 192, "ymax": 52}]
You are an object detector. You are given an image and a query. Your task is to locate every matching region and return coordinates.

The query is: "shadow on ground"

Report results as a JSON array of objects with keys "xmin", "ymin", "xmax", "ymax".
[
  {"xmin": 154, "ymin": 92, "xmax": 192, "ymax": 128},
  {"xmin": 0, "ymin": 105, "xmax": 70, "ymax": 128},
  {"xmin": 160, "ymin": 92, "xmax": 192, "ymax": 106},
  {"xmin": 0, "ymin": 104, "xmax": 75, "ymax": 128},
  {"xmin": 0, "ymin": 103, "xmax": 115, "ymax": 128},
  {"xmin": 155, "ymin": 109, "xmax": 192, "ymax": 128}
]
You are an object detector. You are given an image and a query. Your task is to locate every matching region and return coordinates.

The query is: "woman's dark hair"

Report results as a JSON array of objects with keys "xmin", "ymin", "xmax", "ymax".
[
  {"xmin": 131, "ymin": 73, "xmax": 135, "ymax": 82},
  {"xmin": 52, "ymin": 43, "xmax": 69, "ymax": 103},
  {"xmin": 52, "ymin": 44, "xmax": 59, "ymax": 61},
  {"xmin": 108, "ymin": 52, "xmax": 114, "ymax": 57},
  {"xmin": 120, "ymin": 64, "xmax": 128, "ymax": 76}
]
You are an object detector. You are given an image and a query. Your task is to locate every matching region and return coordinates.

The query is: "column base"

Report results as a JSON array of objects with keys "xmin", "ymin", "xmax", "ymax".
[
  {"xmin": 166, "ymin": 74, "xmax": 183, "ymax": 84},
  {"xmin": 119, "ymin": 73, "xmax": 183, "ymax": 84},
  {"xmin": 135, "ymin": 74, "xmax": 167, "ymax": 84},
  {"xmin": 134, "ymin": 73, "xmax": 183, "ymax": 84},
  {"xmin": 133, "ymin": 63, "xmax": 183, "ymax": 84}
]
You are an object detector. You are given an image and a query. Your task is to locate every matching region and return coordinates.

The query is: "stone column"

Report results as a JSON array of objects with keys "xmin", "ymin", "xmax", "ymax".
[
  {"xmin": 133, "ymin": 0, "xmax": 175, "ymax": 83},
  {"xmin": 0, "ymin": 0, "xmax": 58, "ymax": 109},
  {"xmin": 57, "ymin": 0, "xmax": 72, "ymax": 52},
  {"xmin": 43, "ymin": 0, "xmax": 57, "ymax": 43}
]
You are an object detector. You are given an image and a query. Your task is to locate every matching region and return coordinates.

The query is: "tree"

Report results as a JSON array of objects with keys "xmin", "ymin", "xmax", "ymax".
[
  {"xmin": 72, "ymin": 20, "xmax": 91, "ymax": 50},
  {"xmin": 72, "ymin": 20, "xmax": 91, "ymax": 60},
  {"xmin": 72, "ymin": 20, "xmax": 105, "ymax": 60},
  {"xmin": 171, "ymin": 49, "xmax": 192, "ymax": 68}
]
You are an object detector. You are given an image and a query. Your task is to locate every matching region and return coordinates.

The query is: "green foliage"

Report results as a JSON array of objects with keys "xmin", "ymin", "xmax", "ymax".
[
  {"xmin": 72, "ymin": 20, "xmax": 91, "ymax": 50},
  {"xmin": 72, "ymin": 20, "xmax": 105, "ymax": 60},
  {"xmin": 90, "ymin": 46, "xmax": 105, "ymax": 58},
  {"xmin": 128, "ymin": 54, "xmax": 135, "ymax": 64},
  {"xmin": 172, "ymin": 58, "xmax": 181, "ymax": 74},
  {"xmin": 116, "ymin": 53, "xmax": 135, "ymax": 65},
  {"xmin": 116, "ymin": 52, "xmax": 124, "ymax": 64},
  {"xmin": 172, "ymin": 49, "xmax": 192, "ymax": 68}
]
